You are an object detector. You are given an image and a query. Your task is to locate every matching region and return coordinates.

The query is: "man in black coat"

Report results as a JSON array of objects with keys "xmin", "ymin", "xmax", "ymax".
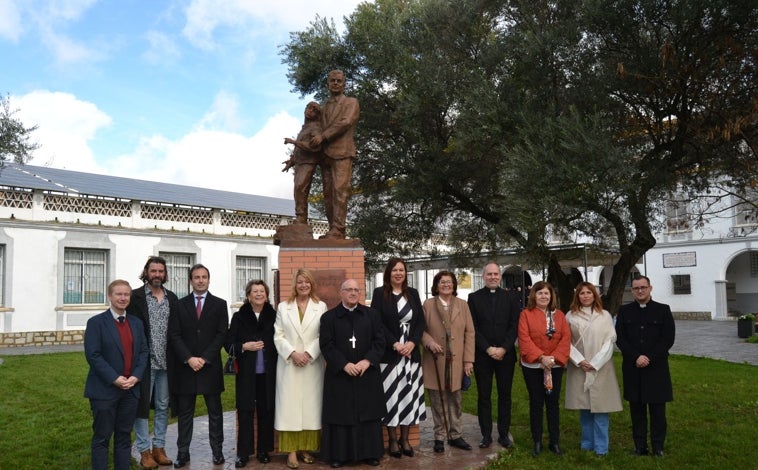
[
  {"xmin": 319, "ymin": 279, "xmax": 385, "ymax": 468},
  {"xmin": 168, "ymin": 264, "xmax": 229, "ymax": 467},
  {"xmin": 468, "ymin": 262, "xmax": 520, "ymax": 449},
  {"xmin": 615, "ymin": 275, "xmax": 675, "ymax": 457},
  {"xmin": 127, "ymin": 256, "xmax": 179, "ymax": 468}
]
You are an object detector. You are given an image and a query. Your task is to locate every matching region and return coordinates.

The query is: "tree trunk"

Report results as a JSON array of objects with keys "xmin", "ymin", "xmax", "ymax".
[{"xmin": 547, "ymin": 254, "xmax": 573, "ymax": 312}]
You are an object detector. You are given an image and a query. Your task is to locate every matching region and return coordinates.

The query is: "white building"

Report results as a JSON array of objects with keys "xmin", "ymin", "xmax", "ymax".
[{"xmin": 0, "ymin": 163, "xmax": 327, "ymax": 335}]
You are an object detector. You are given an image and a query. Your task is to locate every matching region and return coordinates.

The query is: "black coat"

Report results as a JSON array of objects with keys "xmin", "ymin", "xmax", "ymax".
[
  {"xmin": 615, "ymin": 299, "xmax": 675, "ymax": 403},
  {"xmin": 168, "ymin": 292, "xmax": 228, "ymax": 396},
  {"xmin": 127, "ymin": 285, "xmax": 179, "ymax": 418},
  {"xmin": 226, "ymin": 302, "xmax": 277, "ymax": 411},
  {"xmin": 319, "ymin": 303, "xmax": 385, "ymax": 425},
  {"xmin": 468, "ymin": 287, "xmax": 520, "ymax": 362},
  {"xmin": 370, "ymin": 286, "xmax": 425, "ymax": 364}
]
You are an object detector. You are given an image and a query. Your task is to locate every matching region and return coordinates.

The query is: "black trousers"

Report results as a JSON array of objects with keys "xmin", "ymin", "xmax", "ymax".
[
  {"xmin": 629, "ymin": 401, "xmax": 667, "ymax": 451},
  {"xmin": 175, "ymin": 393, "xmax": 224, "ymax": 456},
  {"xmin": 237, "ymin": 374, "xmax": 274, "ymax": 458},
  {"xmin": 89, "ymin": 390, "xmax": 138, "ymax": 470},
  {"xmin": 473, "ymin": 355, "xmax": 516, "ymax": 440},
  {"xmin": 521, "ymin": 366, "xmax": 564, "ymax": 444}
]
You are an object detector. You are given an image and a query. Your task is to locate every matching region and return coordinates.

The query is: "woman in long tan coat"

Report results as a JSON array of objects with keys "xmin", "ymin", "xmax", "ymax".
[
  {"xmin": 421, "ymin": 270, "xmax": 475, "ymax": 454},
  {"xmin": 274, "ymin": 269, "xmax": 327, "ymax": 469},
  {"xmin": 565, "ymin": 282, "xmax": 622, "ymax": 456}
]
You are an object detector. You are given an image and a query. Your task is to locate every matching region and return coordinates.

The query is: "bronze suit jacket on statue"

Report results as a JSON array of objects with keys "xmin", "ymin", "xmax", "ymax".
[{"xmin": 321, "ymin": 94, "xmax": 360, "ymax": 159}]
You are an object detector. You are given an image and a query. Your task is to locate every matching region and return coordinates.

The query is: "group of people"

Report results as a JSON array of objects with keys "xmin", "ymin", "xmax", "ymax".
[{"xmin": 84, "ymin": 255, "xmax": 675, "ymax": 470}]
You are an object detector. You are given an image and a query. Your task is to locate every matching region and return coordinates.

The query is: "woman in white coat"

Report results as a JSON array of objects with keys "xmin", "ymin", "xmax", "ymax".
[
  {"xmin": 274, "ymin": 268, "xmax": 327, "ymax": 469},
  {"xmin": 565, "ymin": 282, "xmax": 622, "ymax": 456}
]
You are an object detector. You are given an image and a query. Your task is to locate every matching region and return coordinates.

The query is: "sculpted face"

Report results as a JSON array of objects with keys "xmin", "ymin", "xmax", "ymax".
[{"xmin": 328, "ymin": 71, "xmax": 346, "ymax": 96}]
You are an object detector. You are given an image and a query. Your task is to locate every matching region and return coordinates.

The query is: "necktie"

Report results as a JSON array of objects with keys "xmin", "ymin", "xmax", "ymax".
[
  {"xmin": 196, "ymin": 296, "xmax": 203, "ymax": 319},
  {"xmin": 118, "ymin": 316, "xmax": 125, "ymax": 323}
]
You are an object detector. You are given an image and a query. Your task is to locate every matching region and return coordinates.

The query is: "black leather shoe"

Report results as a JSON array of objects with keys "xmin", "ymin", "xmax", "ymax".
[
  {"xmin": 363, "ymin": 458, "xmax": 380, "ymax": 466},
  {"xmin": 212, "ymin": 454, "xmax": 225, "ymax": 465},
  {"xmin": 532, "ymin": 442, "xmax": 542, "ymax": 457},
  {"xmin": 235, "ymin": 456, "xmax": 248, "ymax": 468},
  {"xmin": 653, "ymin": 449, "xmax": 665, "ymax": 457},
  {"xmin": 448, "ymin": 437, "xmax": 472, "ymax": 450},
  {"xmin": 330, "ymin": 461, "xmax": 343, "ymax": 468},
  {"xmin": 173, "ymin": 454, "xmax": 190, "ymax": 468},
  {"xmin": 548, "ymin": 443, "xmax": 563, "ymax": 455},
  {"xmin": 433, "ymin": 440, "xmax": 444, "ymax": 453},
  {"xmin": 257, "ymin": 452, "xmax": 271, "ymax": 464},
  {"xmin": 498, "ymin": 436, "xmax": 514, "ymax": 449},
  {"xmin": 388, "ymin": 439, "xmax": 401, "ymax": 458},
  {"xmin": 479, "ymin": 436, "xmax": 492, "ymax": 448},
  {"xmin": 632, "ymin": 447, "xmax": 649, "ymax": 456}
]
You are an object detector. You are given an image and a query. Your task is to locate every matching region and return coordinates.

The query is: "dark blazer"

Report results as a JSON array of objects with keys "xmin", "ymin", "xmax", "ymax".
[
  {"xmin": 84, "ymin": 310, "xmax": 149, "ymax": 400},
  {"xmin": 168, "ymin": 292, "xmax": 229, "ymax": 396},
  {"xmin": 370, "ymin": 286, "xmax": 425, "ymax": 364},
  {"xmin": 468, "ymin": 287, "xmax": 520, "ymax": 362},
  {"xmin": 226, "ymin": 302, "xmax": 277, "ymax": 411},
  {"xmin": 615, "ymin": 299, "xmax": 675, "ymax": 403},
  {"xmin": 127, "ymin": 285, "xmax": 179, "ymax": 418}
]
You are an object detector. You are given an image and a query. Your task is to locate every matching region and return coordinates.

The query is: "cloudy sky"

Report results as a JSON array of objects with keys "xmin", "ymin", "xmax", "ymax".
[{"xmin": 0, "ymin": 0, "xmax": 369, "ymax": 199}]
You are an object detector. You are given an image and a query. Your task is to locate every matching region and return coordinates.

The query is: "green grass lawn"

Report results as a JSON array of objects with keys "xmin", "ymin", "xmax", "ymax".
[{"xmin": 0, "ymin": 352, "xmax": 755, "ymax": 469}]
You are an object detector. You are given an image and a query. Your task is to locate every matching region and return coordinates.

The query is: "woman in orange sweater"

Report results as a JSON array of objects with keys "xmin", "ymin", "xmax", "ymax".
[{"xmin": 518, "ymin": 281, "xmax": 571, "ymax": 457}]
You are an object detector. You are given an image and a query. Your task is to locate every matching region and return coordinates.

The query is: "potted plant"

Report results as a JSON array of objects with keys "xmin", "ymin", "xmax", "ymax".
[{"xmin": 737, "ymin": 314, "xmax": 755, "ymax": 338}]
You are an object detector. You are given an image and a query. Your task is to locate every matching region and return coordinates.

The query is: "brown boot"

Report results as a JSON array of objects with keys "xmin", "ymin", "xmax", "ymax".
[
  {"xmin": 152, "ymin": 447, "xmax": 173, "ymax": 466},
  {"xmin": 139, "ymin": 449, "xmax": 158, "ymax": 469}
]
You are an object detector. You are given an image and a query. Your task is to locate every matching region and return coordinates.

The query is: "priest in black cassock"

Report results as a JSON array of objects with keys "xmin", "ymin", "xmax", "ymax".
[{"xmin": 319, "ymin": 279, "xmax": 386, "ymax": 468}]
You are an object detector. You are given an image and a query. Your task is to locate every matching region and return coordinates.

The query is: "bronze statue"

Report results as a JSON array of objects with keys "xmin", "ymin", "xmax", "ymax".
[
  {"xmin": 310, "ymin": 70, "xmax": 360, "ymax": 240},
  {"xmin": 283, "ymin": 101, "xmax": 323, "ymax": 225}
]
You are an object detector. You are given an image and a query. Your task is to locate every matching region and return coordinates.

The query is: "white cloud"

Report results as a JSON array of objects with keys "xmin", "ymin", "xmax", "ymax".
[
  {"xmin": 195, "ymin": 91, "xmax": 243, "ymax": 133},
  {"xmin": 142, "ymin": 30, "xmax": 181, "ymax": 64},
  {"xmin": 39, "ymin": 26, "xmax": 101, "ymax": 65},
  {"xmin": 0, "ymin": 0, "xmax": 23, "ymax": 41},
  {"xmin": 182, "ymin": 0, "xmax": 371, "ymax": 49},
  {"xmin": 13, "ymin": 90, "xmax": 111, "ymax": 171}
]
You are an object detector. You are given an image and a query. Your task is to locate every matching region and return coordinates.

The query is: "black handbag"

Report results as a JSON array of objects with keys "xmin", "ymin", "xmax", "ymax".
[{"xmin": 224, "ymin": 345, "xmax": 238, "ymax": 375}]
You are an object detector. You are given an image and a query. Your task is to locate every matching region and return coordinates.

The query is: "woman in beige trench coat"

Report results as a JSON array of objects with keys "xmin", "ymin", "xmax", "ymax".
[{"xmin": 421, "ymin": 270, "xmax": 475, "ymax": 454}]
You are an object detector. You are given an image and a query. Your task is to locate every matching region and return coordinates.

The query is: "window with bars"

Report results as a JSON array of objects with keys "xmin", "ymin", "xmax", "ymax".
[
  {"xmin": 63, "ymin": 248, "xmax": 107, "ymax": 304},
  {"xmin": 751, "ymin": 252, "xmax": 758, "ymax": 278},
  {"xmin": 235, "ymin": 256, "xmax": 266, "ymax": 301},
  {"xmin": 160, "ymin": 252, "xmax": 195, "ymax": 298},
  {"xmin": 672, "ymin": 274, "xmax": 691, "ymax": 295}
]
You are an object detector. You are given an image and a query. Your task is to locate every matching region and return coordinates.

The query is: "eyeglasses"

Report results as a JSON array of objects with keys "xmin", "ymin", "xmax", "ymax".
[
  {"xmin": 631, "ymin": 286, "xmax": 650, "ymax": 291},
  {"xmin": 342, "ymin": 288, "xmax": 361, "ymax": 293}
]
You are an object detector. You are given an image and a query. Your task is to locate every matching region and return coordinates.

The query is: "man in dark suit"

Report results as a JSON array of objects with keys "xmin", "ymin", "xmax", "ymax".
[
  {"xmin": 468, "ymin": 262, "xmax": 520, "ymax": 449},
  {"xmin": 616, "ymin": 275, "xmax": 675, "ymax": 457},
  {"xmin": 168, "ymin": 264, "xmax": 229, "ymax": 467},
  {"xmin": 84, "ymin": 279, "xmax": 149, "ymax": 470},
  {"xmin": 310, "ymin": 69, "xmax": 360, "ymax": 239},
  {"xmin": 128, "ymin": 256, "xmax": 179, "ymax": 468}
]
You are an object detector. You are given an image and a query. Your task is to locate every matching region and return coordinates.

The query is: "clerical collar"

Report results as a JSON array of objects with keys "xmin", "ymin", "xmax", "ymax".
[
  {"xmin": 638, "ymin": 302, "xmax": 648, "ymax": 308},
  {"xmin": 342, "ymin": 303, "xmax": 357, "ymax": 312},
  {"xmin": 489, "ymin": 288, "xmax": 497, "ymax": 293}
]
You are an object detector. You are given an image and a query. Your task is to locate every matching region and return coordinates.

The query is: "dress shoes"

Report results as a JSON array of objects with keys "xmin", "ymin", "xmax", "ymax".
[
  {"xmin": 388, "ymin": 439, "xmax": 402, "ymax": 458},
  {"xmin": 173, "ymin": 454, "xmax": 190, "ymax": 469},
  {"xmin": 363, "ymin": 458, "xmax": 381, "ymax": 466},
  {"xmin": 532, "ymin": 442, "xmax": 542, "ymax": 457},
  {"xmin": 632, "ymin": 447, "xmax": 649, "ymax": 456},
  {"xmin": 257, "ymin": 452, "xmax": 271, "ymax": 464},
  {"xmin": 400, "ymin": 441, "xmax": 414, "ymax": 457},
  {"xmin": 212, "ymin": 454, "xmax": 225, "ymax": 465},
  {"xmin": 235, "ymin": 456, "xmax": 249, "ymax": 468},
  {"xmin": 330, "ymin": 461, "xmax": 344, "ymax": 468},
  {"xmin": 548, "ymin": 443, "xmax": 563, "ymax": 455},
  {"xmin": 433, "ymin": 440, "xmax": 445, "ymax": 453},
  {"xmin": 498, "ymin": 436, "xmax": 514, "ymax": 449},
  {"xmin": 152, "ymin": 447, "xmax": 173, "ymax": 466},
  {"xmin": 448, "ymin": 437, "xmax": 472, "ymax": 450},
  {"xmin": 479, "ymin": 436, "xmax": 492, "ymax": 448},
  {"xmin": 653, "ymin": 449, "xmax": 665, "ymax": 457}
]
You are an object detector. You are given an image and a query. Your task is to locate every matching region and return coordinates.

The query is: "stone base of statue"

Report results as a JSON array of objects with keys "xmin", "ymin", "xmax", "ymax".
[{"xmin": 274, "ymin": 224, "xmax": 314, "ymax": 246}]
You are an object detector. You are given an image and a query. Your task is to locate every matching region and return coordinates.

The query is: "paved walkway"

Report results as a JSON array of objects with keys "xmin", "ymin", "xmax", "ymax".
[{"xmin": 1, "ymin": 319, "xmax": 755, "ymax": 469}]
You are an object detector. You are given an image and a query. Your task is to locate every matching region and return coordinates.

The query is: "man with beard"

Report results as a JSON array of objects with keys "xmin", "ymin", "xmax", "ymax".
[{"xmin": 128, "ymin": 256, "xmax": 179, "ymax": 468}]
